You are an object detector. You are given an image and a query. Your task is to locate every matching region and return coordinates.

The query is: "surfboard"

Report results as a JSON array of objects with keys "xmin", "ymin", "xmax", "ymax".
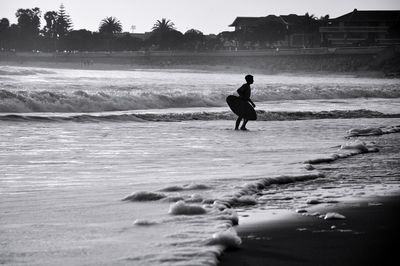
[{"xmin": 226, "ymin": 95, "xmax": 257, "ymax": 120}]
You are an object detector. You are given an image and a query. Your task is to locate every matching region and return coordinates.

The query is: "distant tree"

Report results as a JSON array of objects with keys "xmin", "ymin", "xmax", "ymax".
[
  {"xmin": 0, "ymin": 18, "xmax": 10, "ymax": 48},
  {"xmin": 183, "ymin": 29, "xmax": 204, "ymax": 50},
  {"xmin": 152, "ymin": 18, "xmax": 175, "ymax": 33},
  {"xmin": 55, "ymin": 4, "xmax": 73, "ymax": 38},
  {"xmin": 217, "ymin": 31, "xmax": 238, "ymax": 49},
  {"xmin": 16, "ymin": 8, "xmax": 41, "ymax": 37},
  {"xmin": 99, "ymin": 17, "xmax": 122, "ymax": 35},
  {"xmin": 184, "ymin": 28, "xmax": 203, "ymax": 37},
  {"xmin": 7, "ymin": 24, "xmax": 20, "ymax": 49},
  {"xmin": 0, "ymin": 18, "xmax": 10, "ymax": 31},
  {"xmin": 114, "ymin": 33, "xmax": 143, "ymax": 51},
  {"xmin": 65, "ymin": 29, "xmax": 94, "ymax": 51},
  {"xmin": 320, "ymin": 14, "xmax": 330, "ymax": 21},
  {"xmin": 148, "ymin": 30, "xmax": 183, "ymax": 50},
  {"xmin": 303, "ymin": 13, "xmax": 319, "ymax": 33},
  {"xmin": 15, "ymin": 7, "xmax": 41, "ymax": 50},
  {"xmin": 164, "ymin": 30, "xmax": 183, "ymax": 49},
  {"xmin": 42, "ymin": 11, "xmax": 57, "ymax": 38},
  {"xmin": 204, "ymin": 34, "xmax": 222, "ymax": 50}
]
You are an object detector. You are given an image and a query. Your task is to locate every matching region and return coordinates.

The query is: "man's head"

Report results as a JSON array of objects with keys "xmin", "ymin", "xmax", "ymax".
[{"xmin": 245, "ymin": 74, "xmax": 254, "ymax": 84}]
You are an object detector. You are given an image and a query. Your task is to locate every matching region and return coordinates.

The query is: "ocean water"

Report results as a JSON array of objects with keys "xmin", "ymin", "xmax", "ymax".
[{"xmin": 1, "ymin": 65, "xmax": 400, "ymax": 265}]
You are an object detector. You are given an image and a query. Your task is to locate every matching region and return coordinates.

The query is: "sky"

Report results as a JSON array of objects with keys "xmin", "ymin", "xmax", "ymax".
[{"xmin": 1, "ymin": 0, "xmax": 399, "ymax": 34}]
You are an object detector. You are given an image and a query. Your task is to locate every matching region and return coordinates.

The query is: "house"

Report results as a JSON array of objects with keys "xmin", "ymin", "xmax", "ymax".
[
  {"xmin": 280, "ymin": 14, "xmax": 313, "ymax": 47},
  {"xmin": 320, "ymin": 9, "xmax": 400, "ymax": 46},
  {"xmin": 228, "ymin": 15, "xmax": 319, "ymax": 48},
  {"xmin": 229, "ymin": 17, "xmax": 265, "ymax": 32},
  {"xmin": 229, "ymin": 16, "xmax": 288, "ymax": 32},
  {"xmin": 229, "ymin": 16, "xmax": 288, "ymax": 48}
]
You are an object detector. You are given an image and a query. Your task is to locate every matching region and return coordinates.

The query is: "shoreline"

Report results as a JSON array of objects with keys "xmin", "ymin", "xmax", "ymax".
[{"xmin": 218, "ymin": 194, "xmax": 400, "ymax": 266}]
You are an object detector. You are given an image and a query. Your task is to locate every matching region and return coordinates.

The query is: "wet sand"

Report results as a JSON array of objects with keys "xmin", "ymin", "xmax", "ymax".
[{"xmin": 218, "ymin": 195, "xmax": 400, "ymax": 266}]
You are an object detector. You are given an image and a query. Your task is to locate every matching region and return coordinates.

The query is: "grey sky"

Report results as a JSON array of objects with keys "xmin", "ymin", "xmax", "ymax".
[{"xmin": 1, "ymin": 0, "xmax": 399, "ymax": 34}]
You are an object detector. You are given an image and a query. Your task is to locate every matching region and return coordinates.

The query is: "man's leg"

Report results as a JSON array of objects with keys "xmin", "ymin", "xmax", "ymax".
[
  {"xmin": 240, "ymin": 119, "xmax": 248, "ymax": 130},
  {"xmin": 235, "ymin": 117, "xmax": 242, "ymax": 130}
]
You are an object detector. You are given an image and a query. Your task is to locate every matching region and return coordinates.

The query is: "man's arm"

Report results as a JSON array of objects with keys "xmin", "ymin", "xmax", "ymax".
[{"xmin": 248, "ymin": 98, "xmax": 256, "ymax": 107}]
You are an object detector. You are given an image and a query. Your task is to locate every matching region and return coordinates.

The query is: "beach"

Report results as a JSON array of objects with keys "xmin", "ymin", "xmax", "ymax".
[
  {"xmin": 1, "ymin": 63, "xmax": 399, "ymax": 265},
  {"xmin": 219, "ymin": 195, "xmax": 400, "ymax": 266}
]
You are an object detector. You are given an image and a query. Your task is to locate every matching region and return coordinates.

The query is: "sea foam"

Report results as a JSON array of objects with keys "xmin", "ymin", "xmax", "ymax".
[
  {"xmin": 168, "ymin": 201, "xmax": 207, "ymax": 215},
  {"xmin": 324, "ymin": 212, "xmax": 346, "ymax": 220},
  {"xmin": 207, "ymin": 228, "xmax": 242, "ymax": 249},
  {"xmin": 222, "ymin": 173, "xmax": 325, "ymax": 208},
  {"xmin": 213, "ymin": 209, "xmax": 239, "ymax": 226},
  {"xmin": 348, "ymin": 125, "xmax": 400, "ymax": 137},
  {"xmin": 348, "ymin": 127, "xmax": 383, "ymax": 137},
  {"xmin": 122, "ymin": 191, "xmax": 166, "ymax": 201},
  {"xmin": 305, "ymin": 140, "xmax": 379, "ymax": 165},
  {"xmin": 340, "ymin": 140, "xmax": 370, "ymax": 153},
  {"xmin": 159, "ymin": 183, "xmax": 211, "ymax": 192},
  {"xmin": 133, "ymin": 219, "xmax": 159, "ymax": 226}
]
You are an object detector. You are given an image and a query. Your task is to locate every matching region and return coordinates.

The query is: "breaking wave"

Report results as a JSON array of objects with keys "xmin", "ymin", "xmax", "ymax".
[
  {"xmin": 0, "ymin": 67, "xmax": 55, "ymax": 76},
  {"xmin": 1, "ymin": 85, "xmax": 400, "ymax": 113},
  {"xmin": 257, "ymin": 84, "xmax": 400, "ymax": 101},
  {"xmin": 0, "ymin": 89, "xmax": 222, "ymax": 113}
]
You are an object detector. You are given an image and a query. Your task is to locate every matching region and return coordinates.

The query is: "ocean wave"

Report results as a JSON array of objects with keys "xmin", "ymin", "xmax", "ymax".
[
  {"xmin": 0, "ymin": 67, "xmax": 55, "ymax": 76},
  {"xmin": 1, "ymin": 86, "xmax": 400, "ymax": 113},
  {"xmin": 0, "ymin": 89, "xmax": 222, "ymax": 113},
  {"xmin": 1, "ymin": 109, "xmax": 399, "ymax": 123},
  {"xmin": 257, "ymin": 84, "xmax": 400, "ymax": 101}
]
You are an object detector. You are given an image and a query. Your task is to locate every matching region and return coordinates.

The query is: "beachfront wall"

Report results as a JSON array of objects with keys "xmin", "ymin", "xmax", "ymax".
[{"xmin": 320, "ymin": 9, "xmax": 400, "ymax": 47}]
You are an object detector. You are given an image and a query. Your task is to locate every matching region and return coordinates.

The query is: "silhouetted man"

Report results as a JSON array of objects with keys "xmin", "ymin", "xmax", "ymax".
[{"xmin": 235, "ymin": 74, "xmax": 256, "ymax": 130}]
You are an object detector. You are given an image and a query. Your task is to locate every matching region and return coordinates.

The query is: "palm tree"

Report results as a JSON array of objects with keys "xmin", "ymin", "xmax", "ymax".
[
  {"xmin": 152, "ymin": 18, "xmax": 175, "ymax": 33},
  {"xmin": 99, "ymin": 17, "xmax": 122, "ymax": 35}
]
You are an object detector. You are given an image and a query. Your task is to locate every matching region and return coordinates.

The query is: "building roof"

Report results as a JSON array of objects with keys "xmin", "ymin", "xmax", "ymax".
[
  {"xmin": 332, "ymin": 9, "xmax": 400, "ymax": 23},
  {"xmin": 229, "ymin": 17, "xmax": 260, "ymax": 27},
  {"xmin": 229, "ymin": 16, "xmax": 287, "ymax": 27},
  {"xmin": 280, "ymin": 14, "xmax": 306, "ymax": 25}
]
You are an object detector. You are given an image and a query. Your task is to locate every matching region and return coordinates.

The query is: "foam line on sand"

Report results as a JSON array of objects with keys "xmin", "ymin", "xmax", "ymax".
[{"xmin": 218, "ymin": 195, "xmax": 400, "ymax": 266}]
